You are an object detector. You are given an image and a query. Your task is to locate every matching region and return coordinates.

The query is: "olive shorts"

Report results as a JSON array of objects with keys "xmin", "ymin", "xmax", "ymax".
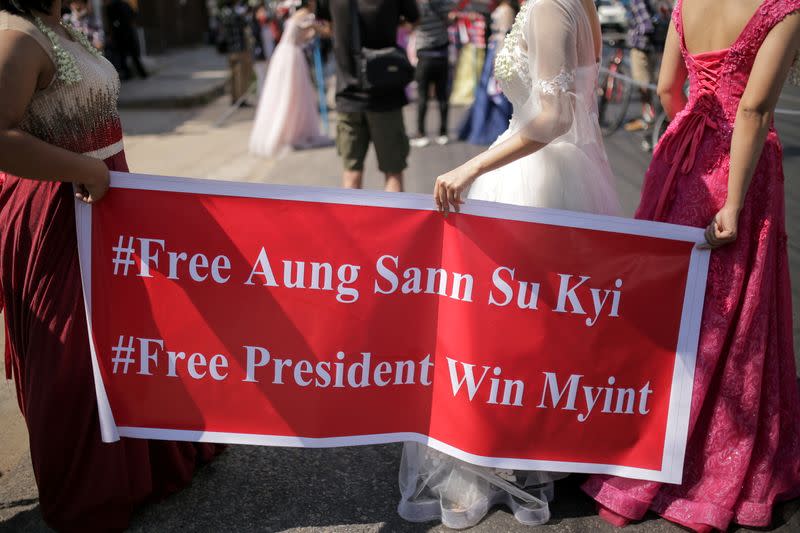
[{"xmin": 336, "ymin": 109, "xmax": 410, "ymax": 174}]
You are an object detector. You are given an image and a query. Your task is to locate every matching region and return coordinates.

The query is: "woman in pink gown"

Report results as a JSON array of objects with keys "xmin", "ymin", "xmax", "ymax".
[
  {"xmin": 0, "ymin": 2, "xmax": 223, "ymax": 531},
  {"xmin": 249, "ymin": 0, "xmax": 329, "ymax": 158},
  {"xmin": 583, "ymin": 0, "xmax": 800, "ymax": 531}
]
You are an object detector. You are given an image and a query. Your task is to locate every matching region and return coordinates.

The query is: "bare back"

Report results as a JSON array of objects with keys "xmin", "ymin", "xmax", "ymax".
[{"xmin": 681, "ymin": 0, "xmax": 764, "ymax": 54}]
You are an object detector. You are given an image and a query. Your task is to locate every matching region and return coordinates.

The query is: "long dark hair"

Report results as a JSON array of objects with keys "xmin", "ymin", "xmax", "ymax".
[{"xmin": 0, "ymin": 0, "xmax": 55, "ymax": 16}]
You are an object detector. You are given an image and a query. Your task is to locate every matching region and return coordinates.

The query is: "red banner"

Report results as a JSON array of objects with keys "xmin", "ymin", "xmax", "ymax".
[{"xmin": 76, "ymin": 173, "xmax": 709, "ymax": 483}]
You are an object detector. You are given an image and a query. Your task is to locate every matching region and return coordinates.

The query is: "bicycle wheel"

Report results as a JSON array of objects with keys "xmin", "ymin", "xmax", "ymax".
[
  {"xmin": 597, "ymin": 63, "xmax": 633, "ymax": 136},
  {"xmin": 650, "ymin": 111, "xmax": 670, "ymax": 150}
]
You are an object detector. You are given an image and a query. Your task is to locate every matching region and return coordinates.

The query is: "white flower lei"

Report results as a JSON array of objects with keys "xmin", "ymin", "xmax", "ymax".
[{"xmin": 494, "ymin": 7, "xmax": 528, "ymax": 83}]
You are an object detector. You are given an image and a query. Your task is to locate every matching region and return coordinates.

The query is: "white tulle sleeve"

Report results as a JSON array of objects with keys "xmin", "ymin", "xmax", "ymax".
[{"xmin": 518, "ymin": 0, "xmax": 579, "ymax": 143}]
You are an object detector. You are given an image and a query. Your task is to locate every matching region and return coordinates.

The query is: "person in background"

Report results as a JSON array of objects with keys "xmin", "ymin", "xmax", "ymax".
[
  {"xmin": 251, "ymin": 4, "xmax": 275, "ymax": 96},
  {"xmin": 316, "ymin": 0, "xmax": 419, "ymax": 192},
  {"xmin": 249, "ymin": 0, "xmax": 329, "ymax": 157},
  {"xmin": 63, "ymin": 0, "xmax": 103, "ymax": 49},
  {"xmin": 448, "ymin": 3, "xmax": 488, "ymax": 106},
  {"xmin": 457, "ymin": 0, "xmax": 516, "ymax": 145},
  {"xmin": 410, "ymin": 0, "xmax": 455, "ymax": 148},
  {"xmin": 218, "ymin": 0, "xmax": 252, "ymax": 104},
  {"xmin": 623, "ymin": 0, "xmax": 669, "ymax": 131},
  {"xmin": 105, "ymin": 0, "xmax": 147, "ymax": 79}
]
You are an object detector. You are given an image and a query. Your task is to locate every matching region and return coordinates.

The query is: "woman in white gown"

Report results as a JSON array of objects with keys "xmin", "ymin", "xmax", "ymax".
[
  {"xmin": 399, "ymin": 0, "xmax": 620, "ymax": 528},
  {"xmin": 249, "ymin": 0, "xmax": 329, "ymax": 158}
]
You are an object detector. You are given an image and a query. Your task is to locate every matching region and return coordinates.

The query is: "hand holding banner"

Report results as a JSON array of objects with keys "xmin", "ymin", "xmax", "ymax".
[{"xmin": 76, "ymin": 173, "xmax": 709, "ymax": 483}]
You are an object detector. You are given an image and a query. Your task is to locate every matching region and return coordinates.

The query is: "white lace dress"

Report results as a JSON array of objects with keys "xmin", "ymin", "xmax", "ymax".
[{"xmin": 398, "ymin": 0, "xmax": 620, "ymax": 528}]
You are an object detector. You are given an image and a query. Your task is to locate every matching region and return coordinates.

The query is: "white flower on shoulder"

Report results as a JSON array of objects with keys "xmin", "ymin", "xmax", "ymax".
[{"xmin": 494, "ymin": 4, "xmax": 529, "ymax": 83}]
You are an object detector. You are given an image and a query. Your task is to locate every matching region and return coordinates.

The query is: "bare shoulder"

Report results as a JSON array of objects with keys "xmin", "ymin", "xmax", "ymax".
[
  {"xmin": 773, "ymin": 8, "xmax": 800, "ymax": 35},
  {"xmin": 0, "ymin": 26, "xmax": 53, "ymax": 76},
  {"xmin": 0, "ymin": 27, "xmax": 55, "ymax": 97},
  {"xmin": 740, "ymin": 6, "xmax": 800, "ymax": 110},
  {"xmin": 760, "ymin": 7, "xmax": 800, "ymax": 54}
]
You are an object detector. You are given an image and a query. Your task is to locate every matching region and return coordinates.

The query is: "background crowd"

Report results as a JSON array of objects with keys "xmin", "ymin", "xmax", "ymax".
[
  {"xmin": 198, "ymin": 0, "xmax": 676, "ymax": 192},
  {"xmin": 57, "ymin": 0, "xmax": 148, "ymax": 79}
]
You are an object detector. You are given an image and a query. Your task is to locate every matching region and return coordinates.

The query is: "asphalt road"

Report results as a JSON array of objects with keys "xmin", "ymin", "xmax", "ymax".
[{"xmin": 1, "ymin": 88, "xmax": 799, "ymax": 532}]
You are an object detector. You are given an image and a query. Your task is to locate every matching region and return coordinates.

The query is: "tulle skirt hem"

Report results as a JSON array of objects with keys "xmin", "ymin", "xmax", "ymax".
[{"xmin": 398, "ymin": 442, "xmax": 566, "ymax": 529}]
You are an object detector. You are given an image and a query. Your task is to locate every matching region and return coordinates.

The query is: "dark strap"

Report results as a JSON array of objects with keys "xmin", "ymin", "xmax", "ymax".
[{"xmin": 349, "ymin": 0, "xmax": 362, "ymax": 53}]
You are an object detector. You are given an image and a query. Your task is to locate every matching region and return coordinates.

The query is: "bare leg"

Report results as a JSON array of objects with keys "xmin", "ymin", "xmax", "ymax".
[
  {"xmin": 343, "ymin": 170, "xmax": 363, "ymax": 189},
  {"xmin": 384, "ymin": 173, "xmax": 403, "ymax": 193}
]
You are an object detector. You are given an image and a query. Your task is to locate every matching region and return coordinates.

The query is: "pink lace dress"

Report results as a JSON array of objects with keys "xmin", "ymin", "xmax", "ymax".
[{"xmin": 582, "ymin": 0, "xmax": 800, "ymax": 530}]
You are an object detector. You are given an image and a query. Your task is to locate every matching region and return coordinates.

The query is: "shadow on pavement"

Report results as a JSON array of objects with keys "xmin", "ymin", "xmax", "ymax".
[
  {"xmin": 122, "ymin": 442, "xmax": 800, "ymax": 532},
  {"xmin": 122, "ymin": 444, "xmax": 651, "ymax": 532},
  {"xmin": 0, "ymin": 507, "xmax": 51, "ymax": 533},
  {"xmin": 0, "ymin": 498, "xmax": 38, "ymax": 512}
]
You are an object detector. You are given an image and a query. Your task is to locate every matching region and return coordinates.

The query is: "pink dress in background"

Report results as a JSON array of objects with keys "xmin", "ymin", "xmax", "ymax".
[
  {"xmin": 249, "ymin": 12, "xmax": 328, "ymax": 157},
  {"xmin": 583, "ymin": 0, "xmax": 800, "ymax": 530}
]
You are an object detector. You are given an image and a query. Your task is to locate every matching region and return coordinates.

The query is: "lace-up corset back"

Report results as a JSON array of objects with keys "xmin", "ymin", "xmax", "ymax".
[
  {"xmin": 650, "ymin": 0, "xmax": 800, "ymax": 219},
  {"xmin": 676, "ymin": 0, "xmax": 797, "ymax": 127}
]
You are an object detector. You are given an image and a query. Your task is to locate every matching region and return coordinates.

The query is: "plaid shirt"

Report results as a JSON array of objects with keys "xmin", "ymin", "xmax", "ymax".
[{"xmin": 627, "ymin": 0, "xmax": 655, "ymax": 51}]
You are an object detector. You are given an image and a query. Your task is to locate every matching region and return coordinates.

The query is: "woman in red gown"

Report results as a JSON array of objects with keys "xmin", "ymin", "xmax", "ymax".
[
  {"xmin": 0, "ymin": 1, "xmax": 223, "ymax": 531},
  {"xmin": 583, "ymin": 0, "xmax": 800, "ymax": 531}
]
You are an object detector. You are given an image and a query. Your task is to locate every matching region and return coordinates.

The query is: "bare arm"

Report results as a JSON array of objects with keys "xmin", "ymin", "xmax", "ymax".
[
  {"xmin": 451, "ymin": 94, "xmax": 571, "ymax": 181},
  {"xmin": 0, "ymin": 30, "xmax": 109, "ymax": 202},
  {"xmin": 727, "ymin": 13, "xmax": 800, "ymax": 209},
  {"xmin": 656, "ymin": 20, "xmax": 688, "ymax": 120},
  {"xmin": 702, "ymin": 11, "xmax": 800, "ymax": 248}
]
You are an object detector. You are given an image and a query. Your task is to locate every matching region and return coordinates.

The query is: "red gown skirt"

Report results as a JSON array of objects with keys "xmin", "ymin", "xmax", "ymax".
[{"xmin": 0, "ymin": 151, "xmax": 224, "ymax": 533}]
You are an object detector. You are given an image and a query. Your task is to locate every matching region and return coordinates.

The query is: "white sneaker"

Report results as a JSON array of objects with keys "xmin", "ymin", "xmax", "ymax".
[
  {"xmin": 435, "ymin": 135, "xmax": 450, "ymax": 146},
  {"xmin": 410, "ymin": 136, "xmax": 431, "ymax": 148}
]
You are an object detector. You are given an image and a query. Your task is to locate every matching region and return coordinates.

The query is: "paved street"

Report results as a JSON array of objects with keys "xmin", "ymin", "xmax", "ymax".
[{"xmin": 1, "ymin": 87, "xmax": 799, "ymax": 532}]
